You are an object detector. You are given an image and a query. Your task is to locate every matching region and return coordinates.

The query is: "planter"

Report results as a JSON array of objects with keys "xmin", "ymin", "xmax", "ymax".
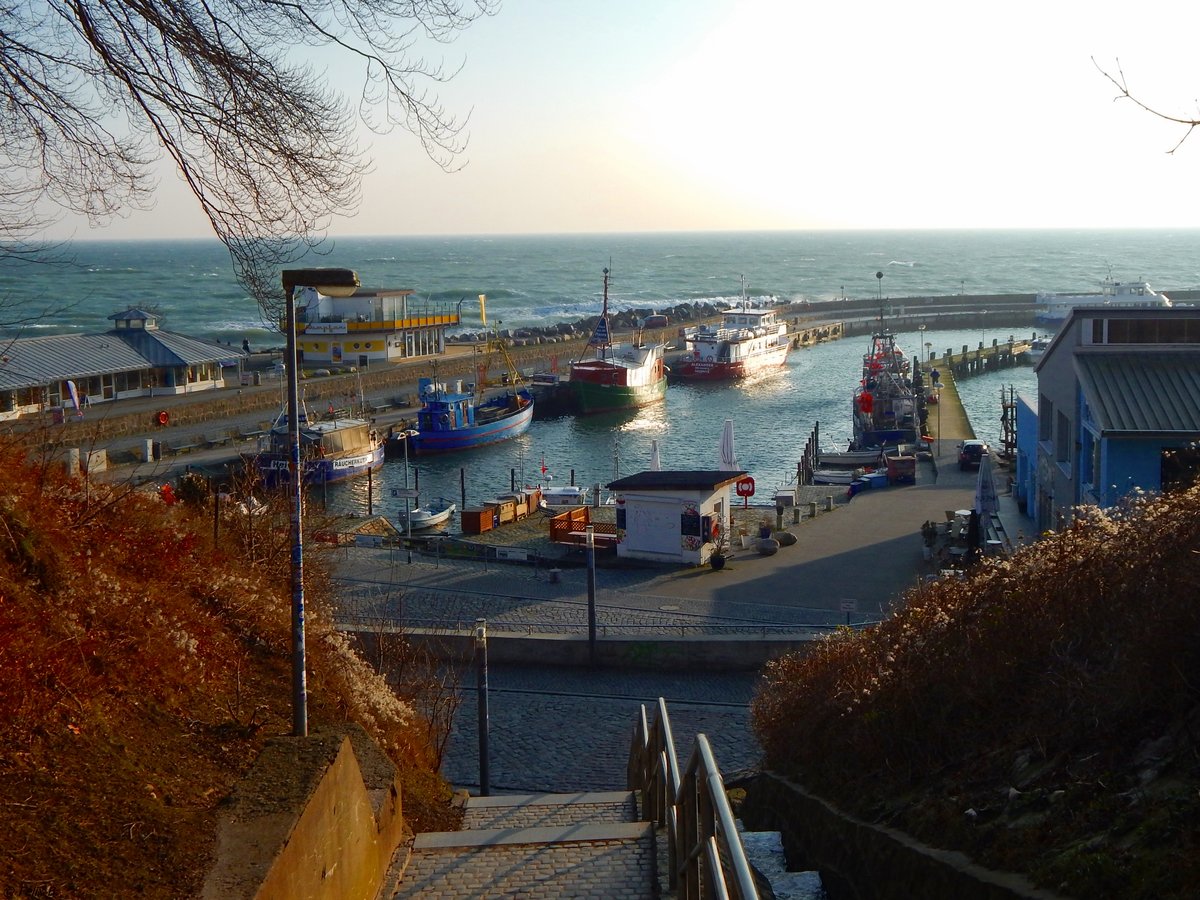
[{"xmin": 710, "ymin": 553, "xmax": 727, "ymax": 570}]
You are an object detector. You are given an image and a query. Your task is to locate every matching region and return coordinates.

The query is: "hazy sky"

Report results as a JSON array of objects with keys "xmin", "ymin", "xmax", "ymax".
[{"xmin": 51, "ymin": 0, "xmax": 1200, "ymax": 240}]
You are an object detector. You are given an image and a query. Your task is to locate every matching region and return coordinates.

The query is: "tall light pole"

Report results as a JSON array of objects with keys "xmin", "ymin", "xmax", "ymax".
[
  {"xmin": 281, "ymin": 267, "xmax": 360, "ymax": 737},
  {"xmin": 875, "ymin": 271, "xmax": 884, "ymax": 329}
]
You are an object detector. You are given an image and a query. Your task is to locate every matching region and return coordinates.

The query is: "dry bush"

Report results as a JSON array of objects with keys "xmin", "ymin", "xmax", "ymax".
[
  {"xmin": 0, "ymin": 444, "xmax": 453, "ymax": 897},
  {"xmin": 752, "ymin": 485, "xmax": 1200, "ymax": 899}
]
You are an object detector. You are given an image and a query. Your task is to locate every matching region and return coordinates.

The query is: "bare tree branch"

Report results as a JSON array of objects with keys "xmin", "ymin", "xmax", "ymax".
[
  {"xmin": 1094, "ymin": 56, "xmax": 1199, "ymax": 154},
  {"xmin": 0, "ymin": 0, "xmax": 498, "ymax": 317}
]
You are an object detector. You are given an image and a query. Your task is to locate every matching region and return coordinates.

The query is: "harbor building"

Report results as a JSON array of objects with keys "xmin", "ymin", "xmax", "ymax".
[
  {"xmin": 290, "ymin": 285, "xmax": 462, "ymax": 367},
  {"xmin": 1014, "ymin": 306, "xmax": 1200, "ymax": 532},
  {"xmin": 0, "ymin": 308, "xmax": 236, "ymax": 422}
]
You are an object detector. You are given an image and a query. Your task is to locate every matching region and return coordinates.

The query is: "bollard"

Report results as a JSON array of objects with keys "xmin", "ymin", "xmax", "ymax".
[
  {"xmin": 808, "ymin": 501, "xmax": 818, "ymax": 519},
  {"xmin": 793, "ymin": 507, "xmax": 801, "ymax": 524},
  {"xmin": 826, "ymin": 496, "xmax": 834, "ymax": 511}
]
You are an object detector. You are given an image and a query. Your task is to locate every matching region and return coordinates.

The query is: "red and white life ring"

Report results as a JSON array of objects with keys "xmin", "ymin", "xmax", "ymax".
[{"xmin": 156, "ymin": 410, "xmax": 169, "ymax": 426}]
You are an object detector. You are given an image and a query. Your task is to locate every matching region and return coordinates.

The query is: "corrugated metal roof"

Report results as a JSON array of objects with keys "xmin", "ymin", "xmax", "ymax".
[
  {"xmin": 0, "ymin": 329, "xmax": 234, "ymax": 391},
  {"xmin": 1076, "ymin": 351, "xmax": 1200, "ymax": 434}
]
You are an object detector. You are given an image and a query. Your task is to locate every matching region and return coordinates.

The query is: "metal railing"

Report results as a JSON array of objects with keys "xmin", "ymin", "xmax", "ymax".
[{"xmin": 628, "ymin": 697, "xmax": 759, "ymax": 900}]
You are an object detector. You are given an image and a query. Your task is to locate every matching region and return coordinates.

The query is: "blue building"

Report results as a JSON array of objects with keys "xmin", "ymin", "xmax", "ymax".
[{"xmin": 1012, "ymin": 306, "xmax": 1200, "ymax": 533}]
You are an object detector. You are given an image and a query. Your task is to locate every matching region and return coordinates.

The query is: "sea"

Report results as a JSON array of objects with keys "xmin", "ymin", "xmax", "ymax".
[{"xmin": 3, "ymin": 229, "xmax": 1199, "ymax": 516}]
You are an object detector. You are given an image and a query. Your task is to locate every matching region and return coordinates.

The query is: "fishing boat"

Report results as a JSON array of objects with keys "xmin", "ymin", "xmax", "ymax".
[
  {"xmin": 409, "ymin": 377, "xmax": 535, "ymax": 454},
  {"xmin": 397, "ymin": 496, "xmax": 457, "ymax": 531},
  {"xmin": 539, "ymin": 484, "xmax": 590, "ymax": 507},
  {"xmin": 1035, "ymin": 277, "xmax": 1172, "ymax": 325},
  {"xmin": 251, "ymin": 406, "xmax": 385, "ymax": 487},
  {"xmin": 851, "ymin": 331, "xmax": 919, "ymax": 450},
  {"xmin": 811, "ymin": 468, "xmax": 864, "ymax": 485},
  {"xmin": 670, "ymin": 277, "xmax": 791, "ymax": 381},
  {"xmin": 570, "ymin": 267, "xmax": 667, "ymax": 414}
]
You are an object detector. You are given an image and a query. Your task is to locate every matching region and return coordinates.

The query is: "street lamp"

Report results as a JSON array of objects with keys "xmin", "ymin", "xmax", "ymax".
[{"xmin": 280, "ymin": 267, "xmax": 360, "ymax": 737}]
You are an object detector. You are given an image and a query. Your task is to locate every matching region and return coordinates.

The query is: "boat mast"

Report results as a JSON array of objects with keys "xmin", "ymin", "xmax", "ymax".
[{"xmin": 580, "ymin": 265, "xmax": 614, "ymax": 362}]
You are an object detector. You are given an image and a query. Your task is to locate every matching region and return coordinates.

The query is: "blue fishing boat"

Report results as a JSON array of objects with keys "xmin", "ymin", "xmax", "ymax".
[
  {"xmin": 410, "ymin": 377, "xmax": 535, "ymax": 454},
  {"xmin": 252, "ymin": 406, "xmax": 386, "ymax": 486}
]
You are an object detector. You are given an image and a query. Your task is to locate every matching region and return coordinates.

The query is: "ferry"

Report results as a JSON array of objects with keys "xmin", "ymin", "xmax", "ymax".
[
  {"xmin": 570, "ymin": 267, "xmax": 667, "ymax": 415},
  {"xmin": 670, "ymin": 277, "xmax": 791, "ymax": 381},
  {"xmin": 1035, "ymin": 278, "xmax": 1171, "ymax": 325}
]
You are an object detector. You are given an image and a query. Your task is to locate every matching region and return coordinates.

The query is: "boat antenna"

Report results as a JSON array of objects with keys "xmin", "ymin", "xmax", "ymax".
[{"xmin": 581, "ymin": 265, "xmax": 613, "ymax": 362}]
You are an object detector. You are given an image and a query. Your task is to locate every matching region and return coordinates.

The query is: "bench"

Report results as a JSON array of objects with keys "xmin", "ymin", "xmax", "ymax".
[
  {"xmin": 368, "ymin": 399, "xmax": 394, "ymax": 414},
  {"xmin": 238, "ymin": 426, "xmax": 268, "ymax": 441},
  {"xmin": 164, "ymin": 438, "xmax": 201, "ymax": 455},
  {"xmin": 203, "ymin": 431, "xmax": 233, "ymax": 449}
]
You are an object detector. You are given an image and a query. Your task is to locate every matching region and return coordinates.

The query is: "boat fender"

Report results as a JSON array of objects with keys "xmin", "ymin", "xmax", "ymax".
[{"xmin": 156, "ymin": 410, "xmax": 169, "ymax": 426}]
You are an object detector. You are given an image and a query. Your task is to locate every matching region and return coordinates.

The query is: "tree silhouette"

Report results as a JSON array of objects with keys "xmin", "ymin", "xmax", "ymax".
[{"xmin": 0, "ymin": 0, "xmax": 497, "ymax": 319}]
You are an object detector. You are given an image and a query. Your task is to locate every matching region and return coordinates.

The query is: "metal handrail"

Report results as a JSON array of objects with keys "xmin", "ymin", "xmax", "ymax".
[{"xmin": 628, "ymin": 697, "xmax": 758, "ymax": 900}]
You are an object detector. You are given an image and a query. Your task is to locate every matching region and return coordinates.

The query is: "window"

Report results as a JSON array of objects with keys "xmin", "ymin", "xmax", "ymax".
[
  {"xmin": 1055, "ymin": 410, "xmax": 1070, "ymax": 463},
  {"xmin": 1038, "ymin": 394, "xmax": 1053, "ymax": 442}
]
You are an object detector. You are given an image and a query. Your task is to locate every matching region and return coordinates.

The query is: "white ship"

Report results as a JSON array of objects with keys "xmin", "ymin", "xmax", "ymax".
[{"xmin": 1035, "ymin": 278, "xmax": 1171, "ymax": 325}]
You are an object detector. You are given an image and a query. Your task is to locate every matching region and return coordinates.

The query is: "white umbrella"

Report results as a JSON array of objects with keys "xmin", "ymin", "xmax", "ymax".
[
  {"xmin": 974, "ymin": 452, "xmax": 998, "ymax": 518},
  {"xmin": 719, "ymin": 419, "xmax": 738, "ymax": 471},
  {"xmin": 649, "ymin": 439, "xmax": 662, "ymax": 471}
]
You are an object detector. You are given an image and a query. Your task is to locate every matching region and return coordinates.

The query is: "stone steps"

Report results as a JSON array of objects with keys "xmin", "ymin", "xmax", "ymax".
[{"xmin": 386, "ymin": 791, "xmax": 658, "ymax": 899}]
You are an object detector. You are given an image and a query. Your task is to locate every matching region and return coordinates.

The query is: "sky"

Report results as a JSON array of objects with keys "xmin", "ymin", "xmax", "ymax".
[{"xmin": 48, "ymin": 0, "xmax": 1200, "ymax": 240}]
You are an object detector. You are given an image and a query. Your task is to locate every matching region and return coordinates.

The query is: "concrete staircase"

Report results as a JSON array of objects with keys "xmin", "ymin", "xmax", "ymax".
[{"xmin": 385, "ymin": 790, "xmax": 658, "ymax": 898}]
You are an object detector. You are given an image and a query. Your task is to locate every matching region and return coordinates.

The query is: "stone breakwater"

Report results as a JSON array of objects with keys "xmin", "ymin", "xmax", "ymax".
[{"xmin": 448, "ymin": 296, "xmax": 794, "ymax": 346}]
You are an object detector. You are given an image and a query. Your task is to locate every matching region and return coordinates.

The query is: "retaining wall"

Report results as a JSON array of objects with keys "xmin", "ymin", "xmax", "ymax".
[{"xmin": 202, "ymin": 725, "xmax": 408, "ymax": 900}]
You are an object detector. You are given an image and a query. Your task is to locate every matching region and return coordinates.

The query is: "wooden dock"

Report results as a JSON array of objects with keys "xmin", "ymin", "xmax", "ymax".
[{"xmin": 929, "ymin": 339, "xmax": 1031, "ymax": 379}]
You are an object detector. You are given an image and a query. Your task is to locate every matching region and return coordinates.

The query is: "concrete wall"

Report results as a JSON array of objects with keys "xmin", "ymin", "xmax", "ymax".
[
  {"xmin": 740, "ymin": 773, "xmax": 1067, "ymax": 900},
  {"xmin": 202, "ymin": 725, "xmax": 408, "ymax": 900},
  {"xmin": 348, "ymin": 626, "xmax": 819, "ymax": 672}
]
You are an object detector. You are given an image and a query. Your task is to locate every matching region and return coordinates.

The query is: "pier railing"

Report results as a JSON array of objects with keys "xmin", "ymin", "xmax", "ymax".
[{"xmin": 628, "ymin": 697, "xmax": 760, "ymax": 900}]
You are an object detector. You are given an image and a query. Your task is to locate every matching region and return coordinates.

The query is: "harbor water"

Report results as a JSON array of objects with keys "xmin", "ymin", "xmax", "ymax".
[{"xmin": 333, "ymin": 324, "xmax": 1037, "ymax": 524}]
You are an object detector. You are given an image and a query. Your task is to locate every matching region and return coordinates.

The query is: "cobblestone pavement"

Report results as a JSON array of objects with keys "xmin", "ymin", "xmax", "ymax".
[
  {"xmin": 462, "ymin": 792, "xmax": 638, "ymax": 829},
  {"xmin": 440, "ymin": 663, "xmax": 759, "ymax": 794}
]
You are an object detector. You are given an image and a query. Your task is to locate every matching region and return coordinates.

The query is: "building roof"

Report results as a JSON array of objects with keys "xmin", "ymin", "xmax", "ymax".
[
  {"xmin": 1076, "ymin": 351, "xmax": 1200, "ymax": 435},
  {"xmin": 608, "ymin": 470, "xmax": 749, "ymax": 491},
  {"xmin": 0, "ymin": 327, "xmax": 237, "ymax": 392}
]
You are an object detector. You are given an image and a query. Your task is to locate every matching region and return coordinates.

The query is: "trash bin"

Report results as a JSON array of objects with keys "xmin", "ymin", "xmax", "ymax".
[
  {"xmin": 152, "ymin": 441, "xmax": 163, "ymax": 461},
  {"xmin": 253, "ymin": 372, "xmax": 262, "ymax": 386}
]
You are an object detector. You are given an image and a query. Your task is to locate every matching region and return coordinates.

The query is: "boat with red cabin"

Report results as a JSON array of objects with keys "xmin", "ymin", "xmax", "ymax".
[{"xmin": 670, "ymin": 277, "xmax": 791, "ymax": 381}]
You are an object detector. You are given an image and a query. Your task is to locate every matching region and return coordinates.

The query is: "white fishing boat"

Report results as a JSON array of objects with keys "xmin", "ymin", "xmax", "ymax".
[
  {"xmin": 817, "ymin": 449, "xmax": 884, "ymax": 468},
  {"xmin": 397, "ymin": 496, "xmax": 456, "ymax": 531}
]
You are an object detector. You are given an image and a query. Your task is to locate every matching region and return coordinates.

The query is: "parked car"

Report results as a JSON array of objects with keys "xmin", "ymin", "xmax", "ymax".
[{"xmin": 958, "ymin": 439, "xmax": 989, "ymax": 471}]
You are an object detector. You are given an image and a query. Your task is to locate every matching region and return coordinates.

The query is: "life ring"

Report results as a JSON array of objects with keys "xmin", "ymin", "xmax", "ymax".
[
  {"xmin": 710, "ymin": 521, "xmax": 720, "ymax": 544},
  {"xmin": 156, "ymin": 410, "xmax": 169, "ymax": 426}
]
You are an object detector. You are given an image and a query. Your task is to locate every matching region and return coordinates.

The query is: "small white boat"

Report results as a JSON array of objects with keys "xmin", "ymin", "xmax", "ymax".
[
  {"xmin": 811, "ymin": 468, "xmax": 863, "ymax": 485},
  {"xmin": 817, "ymin": 449, "xmax": 883, "ymax": 468},
  {"xmin": 538, "ymin": 484, "xmax": 590, "ymax": 507},
  {"xmin": 398, "ymin": 496, "xmax": 456, "ymax": 531}
]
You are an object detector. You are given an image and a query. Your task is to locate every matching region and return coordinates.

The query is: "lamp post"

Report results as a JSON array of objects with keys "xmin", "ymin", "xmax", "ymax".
[
  {"xmin": 280, "ymin": 267, "xmax": 360, "ymax": 737},
  {"xmin": 586, "ymin": 525, "xmax": 597, "ymax": 665}
]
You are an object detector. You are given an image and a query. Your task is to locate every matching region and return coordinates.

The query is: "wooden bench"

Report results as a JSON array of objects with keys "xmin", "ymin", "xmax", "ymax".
[{"xmin": 203, "ymin": 431, "xmax": 233, "ymax": 449}]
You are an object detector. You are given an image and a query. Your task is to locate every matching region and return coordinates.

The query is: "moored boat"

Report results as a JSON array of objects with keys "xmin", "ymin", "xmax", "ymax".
[
  {"xmin": 410, "ymin": 377, "xmax": 534, "ymax": 454},
  {"xmin": 397, "ymin": 496, "xmax": 457, "ymax": 531},
  {"xmin": 570, "ymin": 267, "xmax": 667, "ymax": 414},
  {"xmin": 1035, "ymin": 277, "xmax": 1171, "ymax": 325},
  {"xmin": 851, "ymin": 331, "xmax": 919, "ymax": 450},
  {"xmin": 538, "ymin": 484, "xmax": 590, "ymax": 507},
  {"xmin": 251, "ymin": 406, "xmax": 385, "ymax": 486},
  {"xmin": 671, "ymin": 277, "xmax": 791, "ymax": 381}
]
